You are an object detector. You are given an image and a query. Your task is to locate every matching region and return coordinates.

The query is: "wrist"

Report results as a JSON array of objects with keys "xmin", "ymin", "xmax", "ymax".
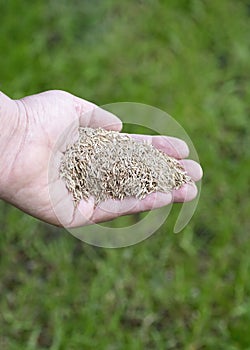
[{"xmin": 0, "ymin": 92, "xmax": 26, "ymax": 200}]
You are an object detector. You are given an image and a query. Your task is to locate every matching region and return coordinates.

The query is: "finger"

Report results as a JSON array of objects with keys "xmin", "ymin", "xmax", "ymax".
[
  {"xmin": 50, "ymin": 177, "xmax": 95, "ymax": 228},
  {"xmin": 172, "ymin": 182, "xmax": 198, "ymax": 202},
  {"xmin": 50, "ymin": 179, "xmax": 76, "ymax": 227},
  {"xmin": 53, "ymin": 195, "xmax": 95, "ymax": 228},
  {"xmin": 90, "ymin": 192, "xmax": 172, "ymax": 223},
  {"xmin": 76, "ymin": 103, "xmax": 122, "ymax": 133},
  {"xmin": 179, "ymin": 159, "xmax": 203, "ymax": 182},
  {"xmin": 74, "ymin": 95, "xmax": 122, "ymax": 131},
  {"xmin": 70, "ymin": 197, "xmax": 95, "ymax": 228},
  {"xmin": 127, "ymin": 134, "xmax": 189, "ymax": 159},
  {"xmin": 86, "ymin": 107, "xmax": 122, "ymax": 131}
]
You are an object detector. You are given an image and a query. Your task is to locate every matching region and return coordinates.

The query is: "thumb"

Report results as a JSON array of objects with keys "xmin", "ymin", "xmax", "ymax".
[{"xmin": 73, "ymin": 95, "xmax": 123, "ymax": 131}]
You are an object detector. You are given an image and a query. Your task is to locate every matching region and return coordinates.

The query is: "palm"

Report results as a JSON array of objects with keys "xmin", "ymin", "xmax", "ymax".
[
  {"xmin": 5, "ymin": 91, "xmax": 83, "ymax": 225},
  {"xmin": 6, "ymin": 90, "xmax": 202, "ymax": 228}
]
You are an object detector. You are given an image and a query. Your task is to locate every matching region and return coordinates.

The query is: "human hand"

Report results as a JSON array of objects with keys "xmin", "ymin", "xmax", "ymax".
[{"xmin": 0, "ymin": 90, "xmax": 202, "ymax": 227}]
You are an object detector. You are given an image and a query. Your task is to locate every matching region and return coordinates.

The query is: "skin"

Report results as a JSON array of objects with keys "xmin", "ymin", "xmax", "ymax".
[{"xmin": 0, "ymin": 90, "xmax": 203, "ymax": 228}]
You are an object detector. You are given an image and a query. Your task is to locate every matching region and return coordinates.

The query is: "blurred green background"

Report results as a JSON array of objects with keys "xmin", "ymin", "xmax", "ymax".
[{"xmin": 1, "ymin": 0, "xmax": 250, "ymax": 349}]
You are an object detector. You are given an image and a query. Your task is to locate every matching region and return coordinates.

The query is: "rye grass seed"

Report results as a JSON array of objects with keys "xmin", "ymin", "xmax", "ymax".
[{"xmin": 59, "ymin": 127, "xmax": 192, "ymax": 206}]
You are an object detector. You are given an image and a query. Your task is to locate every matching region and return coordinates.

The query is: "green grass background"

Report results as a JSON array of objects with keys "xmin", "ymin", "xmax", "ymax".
[{"xmin": 1, "ymin": 0, "xmax": 250, "ymax": 349}]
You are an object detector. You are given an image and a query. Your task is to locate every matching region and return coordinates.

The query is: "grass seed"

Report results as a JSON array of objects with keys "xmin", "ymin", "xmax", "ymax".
[{"xmin": 59, "ymin": 127, "xmax": 192, "ymax": 206}]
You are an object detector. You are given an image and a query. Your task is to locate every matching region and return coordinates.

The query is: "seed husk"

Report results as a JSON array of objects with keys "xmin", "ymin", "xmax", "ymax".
[{"xmin": 59, "ymin": 127, "xmax": 192, "ymax": 206}]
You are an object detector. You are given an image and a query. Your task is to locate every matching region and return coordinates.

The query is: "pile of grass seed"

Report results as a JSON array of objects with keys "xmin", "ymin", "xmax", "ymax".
[{"xmin": 59, "ymin": 127, "xmax": 191, "ymax": 206}]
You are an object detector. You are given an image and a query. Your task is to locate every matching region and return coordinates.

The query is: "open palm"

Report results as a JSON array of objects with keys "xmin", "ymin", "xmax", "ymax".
[{"xmin": 3, "ymin": 90, "xmax": 202, "ymax": 228}]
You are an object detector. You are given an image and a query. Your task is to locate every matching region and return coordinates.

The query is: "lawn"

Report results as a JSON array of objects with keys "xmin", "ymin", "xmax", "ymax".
[{"xmin": 0, "ymin": 0, "xmax": 250, "ymax": 349}]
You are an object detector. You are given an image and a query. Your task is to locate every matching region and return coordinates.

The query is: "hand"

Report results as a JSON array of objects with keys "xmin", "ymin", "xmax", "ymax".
[{"xmin": 0, "ymin": 90, "xmax": 202, "ymax": 228}]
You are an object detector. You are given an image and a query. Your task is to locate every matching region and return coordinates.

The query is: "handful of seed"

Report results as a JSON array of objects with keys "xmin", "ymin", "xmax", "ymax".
[{"xmin": 59, "ymin": 127, "xmax": 191, "ymax": 206}]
